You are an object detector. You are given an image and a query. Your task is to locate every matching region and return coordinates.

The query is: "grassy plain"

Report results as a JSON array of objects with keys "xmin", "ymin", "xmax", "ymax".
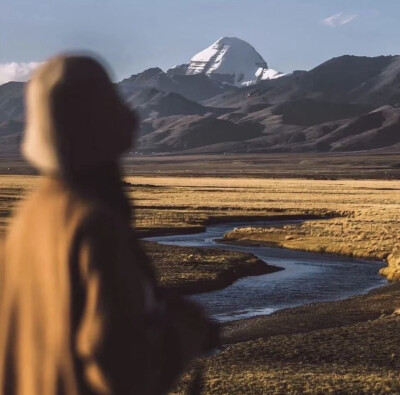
[
  {"xmin": 1, "ymin": 174, "xmax": 400, "ymax": 393},
  {"xmin": 126, "ymin": 177, "xmax": 400, "ymax": 277},
  {"xmin": 1, "ymin": 174, "xmax": 398, "ymax": 279},
  {"xmin": 2, "ymin": 152, "xmax": 400, "ymax": 179},
  {"xmin": 175, "ymin": 282, "xmax": 400, "ymax": 394}
]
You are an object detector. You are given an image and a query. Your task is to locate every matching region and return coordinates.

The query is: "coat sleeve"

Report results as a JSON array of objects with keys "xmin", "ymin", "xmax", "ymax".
[{"xmin": 73, "ymin": 211, "xmax": 218, "ymax": 395}]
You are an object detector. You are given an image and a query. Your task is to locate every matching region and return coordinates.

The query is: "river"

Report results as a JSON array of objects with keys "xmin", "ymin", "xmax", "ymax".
[{"xmin": 146, "ymin": 221, "xmax": 388, "ymax": 322}]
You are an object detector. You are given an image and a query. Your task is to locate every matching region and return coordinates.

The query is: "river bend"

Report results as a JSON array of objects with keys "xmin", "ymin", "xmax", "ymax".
[{"xmin": 146, "ymin": 221, "xmax": 387, "ymax": 322}]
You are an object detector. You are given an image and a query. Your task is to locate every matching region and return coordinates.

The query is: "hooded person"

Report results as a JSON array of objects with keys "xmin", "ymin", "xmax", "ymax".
[{"xmin": 0, "ymin": 55, "xmax": 218, "ymax": 395}]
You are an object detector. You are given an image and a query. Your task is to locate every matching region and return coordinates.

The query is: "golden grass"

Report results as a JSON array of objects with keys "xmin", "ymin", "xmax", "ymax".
[
  {"xmin": 127, "ymin": 177, "xmax": 400, "ymax": 279},
  {"xmin": 1, "ymin": 175, "xmax": 399, "ymax": 277},
  {"xmin": 142, "ymin": 241, "xmax": 278, "ymax": 294},
  {"xmin": 1, "ymin": 175, "xmax": 400, "ymax": 393}
]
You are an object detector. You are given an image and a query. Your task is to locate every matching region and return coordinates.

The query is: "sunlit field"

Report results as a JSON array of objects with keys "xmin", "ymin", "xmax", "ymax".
[
  {"xmin": 1, "ymin": 175, "xmax": 399, "ymax": 278},
  {"xmin": 127, "ymin": 176, "xmax": 400, "ymax": 279},
  {"xmin": 1, "ymin": 175, "xmax": 400, "ymax": 393}
]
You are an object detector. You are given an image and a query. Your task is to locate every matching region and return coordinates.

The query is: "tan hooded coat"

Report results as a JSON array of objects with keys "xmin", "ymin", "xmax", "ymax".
[
  {"xmin": 0, "ymin": 56, "xmax": 215, "ymax": 395},
  {"xmin": 2, "ymin": 177, "xmax": 156, "ymax": 395}
]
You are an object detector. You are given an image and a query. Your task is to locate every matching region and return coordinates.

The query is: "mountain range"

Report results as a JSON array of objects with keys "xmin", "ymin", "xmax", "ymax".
[{"xmin": 1, "ymin": 37, "xmax": 400, "ymax": 156}]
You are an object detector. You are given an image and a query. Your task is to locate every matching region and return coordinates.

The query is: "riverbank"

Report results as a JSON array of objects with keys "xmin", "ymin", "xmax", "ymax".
[
  {"xmin": 222, "ymin": 212, "xmax": 399, "ymax": 281},
  {"xmin": 222, "ymin": 223, "xmax": 391, "ymax": 260},
  {"xmin": 1, "ymin": 177, "xmax": 398, "ymax": 282},
  {"xmin": 380, "ymin": 247, "xmax": 400, "ymax": 281},
  {"xmin": 146, "ymin": 221, "xmax": 399, "ymax": 393},
  {"xmin": 0, "ymin": 175, "xmax": 399, "ymax": 392},
  {"xmin": 173, "ymin": 283, "xmax": 400, "ymax": 394},
  {"xmin": 135, "ymin": 213, "xmax": 331, "ymax": 238},
  {"xmin": 142, "ymin": 241, "xmax": 282, "ymax": 295},
  {"xmin": 139, "ymin": 215, "xmax": 327, "ymax": 295},
  {"xmin": 129, "ymin": 177, "xmax": 400, "ymax": 281},
  {"xmin": 145, "ymin": 219, "xmax": 400, "ymax": 393}
]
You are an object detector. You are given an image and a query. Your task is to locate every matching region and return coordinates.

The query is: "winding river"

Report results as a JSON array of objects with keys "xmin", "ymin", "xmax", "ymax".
[{"xmin": 146, "ymin": 221, "xmax": 388, "ymax": 322}]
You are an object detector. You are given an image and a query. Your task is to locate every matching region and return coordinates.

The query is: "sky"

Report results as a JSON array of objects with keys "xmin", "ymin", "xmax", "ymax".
[{"xmin": 1, "ymin": 0, "xmax": 400, "ymax": 84}]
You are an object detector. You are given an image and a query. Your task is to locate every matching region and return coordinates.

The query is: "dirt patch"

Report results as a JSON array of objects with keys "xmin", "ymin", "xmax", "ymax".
[
  {"xmin": 142, "ymin": 241, "xmax": 282, "ymax": 295},
  {"xmin": 173, "ymin": 283, "xmax": 400, "ymax": 394}
]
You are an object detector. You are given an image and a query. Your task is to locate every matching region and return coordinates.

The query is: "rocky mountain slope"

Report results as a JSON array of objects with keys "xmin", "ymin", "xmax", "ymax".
[
  {"xmin": 119, "ymin": 67, "xmax": 234, "ymax": 103},
  {"xmin": 168, "ymin": 37, "xmax": 284, "ymax": 86},
  {"xmin": 1, "ymin": 39, "xmax": 400, "ymax": 156},
  {"xmin": 0, "ymin": 81, "xmax": 25, "ymax": 123}
]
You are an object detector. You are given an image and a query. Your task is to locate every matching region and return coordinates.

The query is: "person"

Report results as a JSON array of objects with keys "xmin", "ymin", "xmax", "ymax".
[{"xmin": 0, "ymin": 55, "xmax": 218, "ymax": 395}]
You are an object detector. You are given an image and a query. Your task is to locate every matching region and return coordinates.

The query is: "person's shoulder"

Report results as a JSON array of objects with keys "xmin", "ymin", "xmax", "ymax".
[
  {"xmin": 13, "ymin": 177, "xmax": 75, "ymax": 214},
  {"xmin": 7, "ymin": 178, "xmax": 116, "ymax": 233},
  {"xmin": 5, "ymin": 178, "xmax": 56, "ymax": 232}
]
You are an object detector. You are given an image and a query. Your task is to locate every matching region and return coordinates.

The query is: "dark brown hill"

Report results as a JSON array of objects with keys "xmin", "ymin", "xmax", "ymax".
[{"xmin": 2, "ymin": 55, "xmax": 400, "ymax": 155}]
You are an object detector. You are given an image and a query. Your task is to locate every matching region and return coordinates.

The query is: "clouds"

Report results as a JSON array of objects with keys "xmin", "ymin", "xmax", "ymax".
[
  {"xmin": 323, "ymin": 13, "xmax": 359, "ymax": 27},
  {"xmin": 0, "ymin": 62, "xmax": 41, "ymax": 85}
]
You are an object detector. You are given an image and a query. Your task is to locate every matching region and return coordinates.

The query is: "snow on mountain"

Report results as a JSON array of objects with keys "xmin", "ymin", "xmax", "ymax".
[
  {"xmin": 178, "ymin": 37, "xmax": 283, "ymax": 87},
  {"xmin": 256, "ymin": 67, "xmax": 285, "ymax": 81},
  {"xmin": 242, "ymin": 67, "xmax": 286, "ymax": 86}
]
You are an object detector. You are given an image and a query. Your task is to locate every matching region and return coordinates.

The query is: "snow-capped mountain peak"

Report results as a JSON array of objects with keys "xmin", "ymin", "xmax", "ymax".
[{"xmin": 174, "ymin": 36, "xmax": 284, "ymax": 87}]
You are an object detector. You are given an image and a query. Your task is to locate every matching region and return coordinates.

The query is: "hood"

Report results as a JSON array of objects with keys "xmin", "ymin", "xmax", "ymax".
[{"xmin": 23, "ymin": 54, "xmax": 137, "ymax": 175}]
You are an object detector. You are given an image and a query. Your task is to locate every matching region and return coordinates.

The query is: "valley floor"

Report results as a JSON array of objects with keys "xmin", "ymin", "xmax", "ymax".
[
  {"xmin": 0, "ymin": 174, "xmax": 399, "ymax": 393},
  {"xmin": 142, "ymin": 241, "xmax": 281, "ymax": 295},
  {"xmin": 176, "ymin": 283, "xmax": 400, "ymax": 394},
  {"xmin": 1, "ymin": 152, "xmax": 400, "ymax": 179}
]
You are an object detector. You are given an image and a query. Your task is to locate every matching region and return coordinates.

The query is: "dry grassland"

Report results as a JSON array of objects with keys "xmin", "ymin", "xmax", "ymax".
[
  {"xmin": 173, "ymin": 283, "xmax": 400, "ymax": 394},
  {"xmin": 142, "ymin": 241, "xmax": 280, "ymax": 294},
  {"xmin": 1, "ymin": 175, "xmax": 400, "ymax": 393},
  {"xmin": 0, "ymin": 175, "xmax": 399, "ymax": 278},
  {"xmin": 126, "ymin": 176, "xmax": 400, "ymax": 279},
  {"xmin": 178, "ymin": 316, "xmax": 400, "ymax": 394}
]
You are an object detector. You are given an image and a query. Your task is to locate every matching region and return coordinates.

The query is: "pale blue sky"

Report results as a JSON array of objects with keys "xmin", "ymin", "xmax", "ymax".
[{"xmin": 1, "ymin": 0, "xmax": 399, "ymax": 82}]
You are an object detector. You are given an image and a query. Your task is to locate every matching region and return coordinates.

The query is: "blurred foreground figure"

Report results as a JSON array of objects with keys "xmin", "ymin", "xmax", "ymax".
[{"xmin": 0, "ymin": 55, "xmax": 217, "ymax": 395}]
